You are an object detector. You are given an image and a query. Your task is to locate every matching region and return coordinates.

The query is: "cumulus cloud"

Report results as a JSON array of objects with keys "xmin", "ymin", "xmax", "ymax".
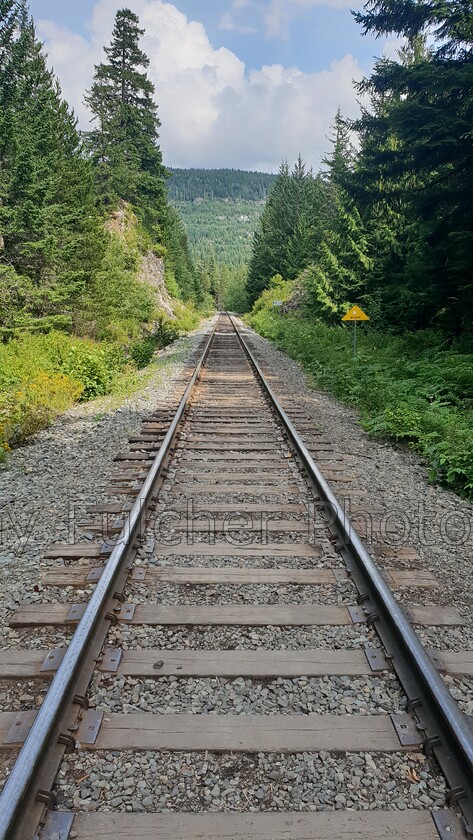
[
  {"xmin": 35, "ymin": 20, "xmax": 97, "ymax": 127},
  {"xmin": 263, "ymin": 0, "xmax": 354, "ymax": 39},
  {"xmin": 382, "ymin": 37, "xmax": 406, "ymax": 60},
  {"xmin": 219, "ymin": 11, "xmax": 257, "ymax": 35},
  {"xmin": 36, "ymin": 0, "xmax": 363, "ymax": 171}
]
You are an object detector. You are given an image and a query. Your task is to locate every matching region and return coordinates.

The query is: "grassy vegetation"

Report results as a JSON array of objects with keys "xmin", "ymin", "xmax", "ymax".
[
  {"xmin": 0, "ymin": 214, "xmax": 204, "ymax": 462},
  {"xmin": 248, "ymin": 280, "xmax": 473, "ymax": 499},
  {"xmin": 0, "ymin": 303, "xmax": 201, "ymax": 460},
  {"xmin": 0, "ymin": 332, "xmax": 121, "ymax": 455}
]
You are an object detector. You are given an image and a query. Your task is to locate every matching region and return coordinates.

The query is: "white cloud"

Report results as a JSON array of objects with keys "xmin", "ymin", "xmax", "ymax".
[
  {"xmin": 382, "ymin": 37, "xmax": 406, "ymax": 60},
  {"xmin": 263, "ymin": 0, "xmax": 353, "ymax": 40},
  {"xmin": 36, "ymin": 21, "xmax": 97, "ymax": 127},
  {"xmin": 219, "ymin": 11, "xmax": 257, "ymax": 34},
  {"xmin": 36, "ymin": 0, "xmax": 363, "ymax": 171}
]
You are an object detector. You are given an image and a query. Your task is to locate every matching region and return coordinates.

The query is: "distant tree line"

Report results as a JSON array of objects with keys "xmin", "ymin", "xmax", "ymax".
[
  {"xmin": 170, "ymin": 172, "xmax": 272, "ymax": 312},
  {"xmin": 168, "ymin": 169, "xmax": 277, "ymax": 202},
  {"xmin": 248, "ymin": 0, "xmax": 473, "ymax": 337}
]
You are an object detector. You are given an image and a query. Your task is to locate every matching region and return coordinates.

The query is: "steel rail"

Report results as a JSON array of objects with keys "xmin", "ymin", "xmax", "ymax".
[
  {"xmin": 229, "ymin": 314, "xmax": 473, "ymax": 828},
  {"xmin": 0, "ymin": 320, "xmax": 218, "ymax": 840}
]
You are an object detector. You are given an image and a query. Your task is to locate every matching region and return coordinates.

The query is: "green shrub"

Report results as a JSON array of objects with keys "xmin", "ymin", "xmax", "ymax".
[
  {"xmin": 130, "ymin": 315, "xmax": 180, "ymax": 368},
  {"xmin": 247, "ymin": 290, "xmax": 473, "ymax": 499},
  {"xmin": 0, "ymin": 372, "xmax": 83, "ymax": 453},
  {"xmin": 130, "ymin": 335, "xmax": 159, "ymax": 368},
  {"xmin": 152, "ymin": 243, "xmax": 167, "ymax": 259},
  {"xmin": 426, "ymin": 428, "xmax": 473, "ymax": 492},
  {"xmin": 173, "ymin": 301, "xmax": 200, "ymax": 333},
  {"xmin": 164, "ymin": 269, "xmax": 181, "ymax": 299},
  {"xmin": 61, "ymin": 344, "xmax": 113, "ymax": 399},
  {"xmin": 0, "ymin": 331, "xmax": 131, "ymax": 456}
]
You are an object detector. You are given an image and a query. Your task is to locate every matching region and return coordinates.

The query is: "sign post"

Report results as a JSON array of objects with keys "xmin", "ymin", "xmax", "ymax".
[{"xmin": 341, "ymin": 305, "xmax": 369, "ymax": 357}]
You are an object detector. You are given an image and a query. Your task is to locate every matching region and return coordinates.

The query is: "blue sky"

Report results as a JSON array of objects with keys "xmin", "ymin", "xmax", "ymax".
[
  {"xmin": 29, "ymin": 0, "xmax": 381, "ymax": 75},
  {"xmin": 28, "ymin": 0, "xmax": 394, "ymax": 171}
]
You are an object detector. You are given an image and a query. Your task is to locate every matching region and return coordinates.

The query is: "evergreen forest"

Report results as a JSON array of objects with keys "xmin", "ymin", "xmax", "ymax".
[
  {"xmin": 168, "ymin": 169, "xmax": 276, "ymax": 202},
  {"xmin": 0, "ymin": 2, "xmax": 209, "ymax": 456},
  {"xmin": 168, "ymin": 169, "xmax": 276, "ymax": 313},
  {"xmin": 246, "ymin": 0, "xmax": 473, "ymax": 497}
]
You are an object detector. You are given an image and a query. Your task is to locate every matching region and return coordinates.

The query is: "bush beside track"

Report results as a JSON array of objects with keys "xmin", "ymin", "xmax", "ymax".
[{"xmin": 247, "ymin": 280, "xmax": 473, "ymax": 500}]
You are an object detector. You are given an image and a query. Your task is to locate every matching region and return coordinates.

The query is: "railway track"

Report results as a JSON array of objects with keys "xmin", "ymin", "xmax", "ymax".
[{"xmin": 0, "ymin": 313, "xmax": 472, "ymax": 839}]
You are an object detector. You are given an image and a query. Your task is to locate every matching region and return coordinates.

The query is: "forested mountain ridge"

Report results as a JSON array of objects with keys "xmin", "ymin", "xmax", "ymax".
[
  {"xmin": 173, "ymin": 197, "xmax": 257, "ymax": 312},
  {"xmin": 168, "ymin": 168, "xmax": 276, "ymax": 202},
  {"xmin": 168, "ymin": 168, "xmax": 277, "ymax": 312},
  {"xmin": 174, "ymin": 199, "xmax": 262, "ymax": 266}
]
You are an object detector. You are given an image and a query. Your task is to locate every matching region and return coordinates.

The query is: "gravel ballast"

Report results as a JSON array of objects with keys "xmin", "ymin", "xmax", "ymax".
[
  {"xmin": 1, "ymin": 312, "xmax": 470, "ymax": 820},
  {"xmin": 54, "ymin": 749, "xmax": 446, "ymax": 813},
  {"xmin": 237, "ymin": 320, "xmax": 473, "ymax": 623},
  {"xmin": 0, "ymin": 319, "xmax": 216, "ymax": 653},
  {"xmin": 108, "ymin": 623, "xmax": 375, "ymax": 651},
  {"xmin": 89, "ymin": 673, "xmax": 406, "ymax": 716},
  {"xmin": 125, "ymin": 582, "xmax": 357, "ymax": 606}
]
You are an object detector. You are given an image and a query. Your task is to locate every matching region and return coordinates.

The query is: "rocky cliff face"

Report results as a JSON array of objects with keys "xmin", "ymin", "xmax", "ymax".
[
  {"xmin": 139, "ymin": 252, "xmax": 175, "ymax": 318},
  {"xmin": 106, "ymin": 200, "xmax": 177, "ymax": 320},
  {"xmin": 105, "ymin": 200, "xmax": 128, "ymax": 236}
]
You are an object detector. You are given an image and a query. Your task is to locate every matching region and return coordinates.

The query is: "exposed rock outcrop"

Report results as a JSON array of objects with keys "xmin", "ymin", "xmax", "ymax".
[{"xmin": 139, "ymin": 252, "xmax": 175, "ymax": 318}]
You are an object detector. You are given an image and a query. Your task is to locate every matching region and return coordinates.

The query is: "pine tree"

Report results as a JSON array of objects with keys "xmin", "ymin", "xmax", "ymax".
[
  {"xmin": 352, "ymin": 1, "xmax": 473, "ymax": 330},
  {"xmin": 246, "ymin": 158, "xmax": 325, "ymax": 304},
  {"xmin": 346, "ymin": 79, "xmax": 421, "ymax": 327},
  {"xmin": 284, "ymin": 155, "xmax": 313, "ymax": 278},
  {"xmin": 246, "ymin": 161, "xmax": 291, "ymax": 303},
  {"xmin": 353, "ymin": 0, "xmax": 473, "ymax": 60},
  {"xmin": 0, "ymin": 0, "xmax": 26, "ymax": 73},
  {"xmin": 162, "ymin": 204, "xmax": 200, "ymax": 301},
  {"xmin": 304, "ymin": 197, "xmax": 371, "ymax": 321},
  {"xmin": 0, "ymin": 14, "xmax": 103, "ymax": 330},
  {"xmin": 322, "ymin": 108, "xmax": 355, "ymax": 188},
  {"xmin": 0, "ymin": 0, "xmax": 27, "ymax": 253},
  {"xmin": 85, "ymin": 8, "xmax": 166, "ymax": 231},
  {"xmin": 302, "ymin": 112, "xmax": 371, "ymax": 320}
]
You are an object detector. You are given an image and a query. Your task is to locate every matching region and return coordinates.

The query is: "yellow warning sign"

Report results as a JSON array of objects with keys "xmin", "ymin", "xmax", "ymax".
[{"xmin": 342, "ymin": 305, "xmax": 370, "ymax": 322}]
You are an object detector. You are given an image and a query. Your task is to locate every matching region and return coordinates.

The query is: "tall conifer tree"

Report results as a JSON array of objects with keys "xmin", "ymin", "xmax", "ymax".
[
  {"xmin": 352, "ymin": 0, "xmax": 473, "ymax": 330},
  {"xmin": 303, "ymin": 113, "xmax": 371, "ymax": 320},
  {"xmin": 247, "ymin": 159, "xmax": 325, "ymax": 304},
  {"xmin": 85, "ymin": 8, "xmax": 166, "ymax": 231},
  {"xmin": 0, "ymin": 12, "xmax": 102, "ymax": 329}
]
